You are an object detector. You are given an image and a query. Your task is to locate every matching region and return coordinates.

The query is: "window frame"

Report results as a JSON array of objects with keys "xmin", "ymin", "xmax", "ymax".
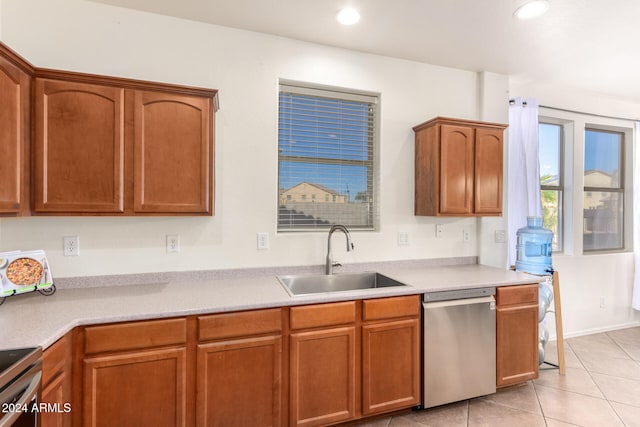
[
  {"xmin": 538, "ymin": 120, "xmax": 565, "ymax": 253},
  {"xmin": 583, "ymin": 126, "xmax": 626, "ymax": 253},
  {"xmin": 277, "ymin": 80, "xmax": 380, "ymax": 232}
]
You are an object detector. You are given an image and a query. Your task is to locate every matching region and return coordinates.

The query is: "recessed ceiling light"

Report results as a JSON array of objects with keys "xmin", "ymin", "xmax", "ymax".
[
  {"xmin": 514, "ymin": 0, "xmax": 549, "ymax": 20},
  {"xmin": 337, "ymin": 7, "xmax": 360, "ymax": 25}
]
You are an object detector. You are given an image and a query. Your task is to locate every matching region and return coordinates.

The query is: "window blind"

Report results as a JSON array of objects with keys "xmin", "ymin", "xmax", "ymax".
[{"xmin": 278, "ymin": 82, "xmax": 378, "ymax": 231}]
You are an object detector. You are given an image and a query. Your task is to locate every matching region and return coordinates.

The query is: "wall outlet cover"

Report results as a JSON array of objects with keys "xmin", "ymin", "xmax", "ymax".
[{"xmin": 63, "ymin": 236, "xmax": 79, "ymax": 256}]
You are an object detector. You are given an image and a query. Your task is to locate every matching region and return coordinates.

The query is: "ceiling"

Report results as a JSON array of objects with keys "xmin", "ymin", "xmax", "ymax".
[{"xmin": 89, "ymin": 0, "xmax": 640, "ymax": 103}]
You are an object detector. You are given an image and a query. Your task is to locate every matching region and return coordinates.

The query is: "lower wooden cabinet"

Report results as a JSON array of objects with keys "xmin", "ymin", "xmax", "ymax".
[
  {"xmin": 362, "ymin": 296, "xmax": 421, "ymax": 416},
  {"xmin": 289, "ymin": 296, "xmax": 421, "ymax": 427},
  {"xmin": 362, "ymin": 318, "xmax": 420, "ymax": 415},
  {"xmin": 79, "ymin": 318, "xmax": 189, "ymax": 427},
  {"xmin": 41, "ymin": 334, "xmax": 72, "ymax": 427},
  {"xmin": 290, "ymin": 327, "xmax": 357, "ymax": 427},
  {"xmin": 70, "ymin": 296, "xmax": 421, "ymax": 427},
  {"xmin": 196, "ymin": 309, "xmax": 283, "ymax": 427},
  {"xmin": 83, "ymin": 347, "xmax": 188, "ymax": 427},
  {"xmin": 496, "ymin": 284, "xmax": 539, "ymax": 387}
]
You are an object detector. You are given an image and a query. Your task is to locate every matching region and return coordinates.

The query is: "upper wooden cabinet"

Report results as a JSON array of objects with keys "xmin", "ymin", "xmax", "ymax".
[
  {"xmin": 33, "ymin": 74, "xmax": 216, "ymax": 215},
  {"xmin": 34, "ymin": 78, "xmax": 125, "ymax": 213},
  {"xmin": 413, "ymin": 117, "xmax": 507, "ymax": 216},
  {"xmin": 0, "ymin": 40, "xmax": 217, "ymax": 217},
  {"xmin": 0, "ymin": 44, "xmax": 32, "ymax": 216},
  {"xmin": 133, "ymin": 90, "xmax": 212, "ymax": 214}
]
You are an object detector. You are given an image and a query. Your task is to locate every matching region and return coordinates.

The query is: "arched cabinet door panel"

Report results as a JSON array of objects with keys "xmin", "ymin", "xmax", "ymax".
[
  {"xmin": 0, "ymin": 54, "xmax": 30, "ymax": 215},
  {"xmin": 33, "ymin": 78, "xmax": 125, "ymax": 213},
  {"xmin": 414, "ymin": 117, "xmax": 507, "ymax": 216},
  {"xmin": 133, "ymin": 90, "xmax": 213, "ymax": 214}
]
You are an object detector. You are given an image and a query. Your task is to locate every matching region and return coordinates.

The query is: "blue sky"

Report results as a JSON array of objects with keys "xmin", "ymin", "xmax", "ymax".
[
  {"xmin": 539, "ymin": 124, "xmax": 620, "ymax": 179},
  {"xmin": 278, "ymin": 92, "xmax": 372, "ymax": 200},
  {"xmin": 584, "ymin": 130, "xmax": 620, "ymax": 175}
]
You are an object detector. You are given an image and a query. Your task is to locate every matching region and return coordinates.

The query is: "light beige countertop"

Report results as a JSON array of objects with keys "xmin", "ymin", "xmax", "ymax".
[{"xmin": 0, "ymin": 262, "xmax": 539, "ymax": 351}]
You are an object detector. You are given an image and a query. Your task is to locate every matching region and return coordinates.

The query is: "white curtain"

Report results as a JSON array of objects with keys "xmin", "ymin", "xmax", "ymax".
[
  {"xmin": 633, "ymin": 122, "xmax": 640, "ymax": 310},
  {"xmin": 507, "ymin": 98, "xmax": 543, "ymax": 268}
]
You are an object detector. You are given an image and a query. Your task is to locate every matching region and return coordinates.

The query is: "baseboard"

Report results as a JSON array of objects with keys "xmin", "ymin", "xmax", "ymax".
[{"xmin": 548, "ymin": 321, "xmax": 640, "ymax": 341}]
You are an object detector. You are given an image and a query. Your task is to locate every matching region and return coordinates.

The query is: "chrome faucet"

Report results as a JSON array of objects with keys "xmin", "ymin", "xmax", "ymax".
[{"xmin": 325, "ymin": 225, "xmax": 354, "ymax": 275}]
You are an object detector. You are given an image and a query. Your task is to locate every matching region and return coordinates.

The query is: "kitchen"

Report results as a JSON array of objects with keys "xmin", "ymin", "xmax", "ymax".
[{"xmin": 0, "ymin": 0, "xmax": 639, "ymax": 426}]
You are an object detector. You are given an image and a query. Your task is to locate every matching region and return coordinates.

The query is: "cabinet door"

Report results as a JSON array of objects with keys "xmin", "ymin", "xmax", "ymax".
[
  {"xmin": 41, "ymin": 334, "xmax": 72, "ymax": 427},
  {"xmin": 496, "ymin": 303, "xmax": 539, "ymax": 387},
  {"xmin": 475, "ymin": 127, "xmax": 503, "ymax": 214},
  {"xmin": 290, "ymin": 327, "xmax": 356, "ymax": 427},
  {"xmin": 133, "ymin": 90, "xmax": 212, "ymax": 214},
  {"xmin": 197, "ymin": 336, "xmax": 282, "ymax": 427},
  {"xmin": 33, "ymin": 78, "xmax": 125, "ymax": 213},
  {"xmin": 439, "ymin": 125, "xmax": 474, "ymax": 214},
  {"xmin": 41, "ymin": 373, "xmax": 70, "ymax": 427},
  {"xmin": 362, "ymin": 318, "xmax": 420, "ymax": 415},
  {"xmin": 0, "ymin": 54, "xmax": 29, "ymax": 214},
  {"xmin": 83, "ymin": 347, "xmax": 187, "ymax": 427}
]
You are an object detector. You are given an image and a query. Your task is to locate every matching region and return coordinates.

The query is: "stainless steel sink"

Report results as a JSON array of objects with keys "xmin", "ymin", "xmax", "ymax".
[{"xmin": 277, "ymin": 272, "xmax": 407, "ymax": 296}]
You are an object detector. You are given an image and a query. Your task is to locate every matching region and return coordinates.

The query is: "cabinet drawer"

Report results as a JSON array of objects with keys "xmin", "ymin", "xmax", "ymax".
[
  {"xmin": 496, "ymin": 284, "xmax": 538, "ymax": 306},
  {"xmin": 84, "ymin": 318, "xmax": 187, "ymax": 355},
  {"xmin": 363, "ymin": 295, "xmax": 420, "ymax": 321},
  {"xmin": 198, "ymin": 308, "xmax": 282, "ymax": 341},
  {"xmin": 290, "ymin": 301, "xmax": 356, "ymax": 330},
  {"xmin": 42, "ymin": 333, "xmax": 71, "ymax": 387}
]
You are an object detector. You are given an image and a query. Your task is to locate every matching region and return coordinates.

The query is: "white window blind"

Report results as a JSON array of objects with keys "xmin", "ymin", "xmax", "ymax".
[{"xmin": 278, "ymin": 82, "xmax": 378, "ymax": 231}]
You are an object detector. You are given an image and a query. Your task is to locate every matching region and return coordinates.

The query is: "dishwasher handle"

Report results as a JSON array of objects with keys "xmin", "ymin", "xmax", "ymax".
[{"xmin": 422, "ymin": 295, "xmax": 495, "ymax": 309}]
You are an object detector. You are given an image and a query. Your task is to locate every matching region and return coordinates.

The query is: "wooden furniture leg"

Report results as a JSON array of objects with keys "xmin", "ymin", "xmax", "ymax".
[{"xmin": 552, "ymin": 270, "xmax": 566, "ymax": 375}]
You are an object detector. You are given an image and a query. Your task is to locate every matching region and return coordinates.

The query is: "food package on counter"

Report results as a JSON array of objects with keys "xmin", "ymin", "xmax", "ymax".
[{"xmin": 0, "ymin": 250, "xmax": 54, "ymax": 296}]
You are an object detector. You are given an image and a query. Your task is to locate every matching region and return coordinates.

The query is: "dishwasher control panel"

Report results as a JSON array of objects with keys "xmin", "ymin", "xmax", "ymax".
[{"xmin": 423, "ymin": 286, "xmax": 495, "ymax": 302}]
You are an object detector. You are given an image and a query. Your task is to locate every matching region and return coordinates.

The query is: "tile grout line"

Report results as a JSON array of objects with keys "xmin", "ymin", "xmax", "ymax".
[
  {"xmin": 606, "ymin": 330, "xmax": 640, "ymax": 367},
  {"xmin": 465, "ymin": 399, "xmax": 470, "ymax": 427},
  {"xmin": 530, "ymin": 380, "xmax": 549, "ymax": 426},
  {"xmin": 571, "ymin": 335, "xmax": 629, "ymax": 426}
]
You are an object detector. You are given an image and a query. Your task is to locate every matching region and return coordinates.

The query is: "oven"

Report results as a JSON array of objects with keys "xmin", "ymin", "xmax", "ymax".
[{"xmin": 0, "ymin": 347, "xmax": 42, "ymax": 427}]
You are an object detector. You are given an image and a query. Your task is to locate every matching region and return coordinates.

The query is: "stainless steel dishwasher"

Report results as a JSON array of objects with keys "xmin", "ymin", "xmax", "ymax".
[{"xmin": 422, "ymin": 287, "xmax": 496, "ymax": 408}]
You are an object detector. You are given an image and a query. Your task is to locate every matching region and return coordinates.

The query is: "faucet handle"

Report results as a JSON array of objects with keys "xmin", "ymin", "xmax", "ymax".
[{"xmin": 332, "ymin": 262, "xmax": 343, "ymax": 268}]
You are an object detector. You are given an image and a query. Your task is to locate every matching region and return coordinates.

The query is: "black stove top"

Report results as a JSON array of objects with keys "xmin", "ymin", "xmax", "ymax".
[
  {"xmin": 0, "ymin": 348, "xmax": 38, "ymax": 373},
  {"xmin": 0, "ymin": 347, "xmax": 41, "ymax": 390}
]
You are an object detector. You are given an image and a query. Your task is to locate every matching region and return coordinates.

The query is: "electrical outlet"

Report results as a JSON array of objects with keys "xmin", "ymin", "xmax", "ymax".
[
  {"xmin": 63, "ymin": 236, "xmax": 79, "ymax": 256},
  {"xmin": 462, "ymin": 230, "xmax": 471, "ymax": 242},
  {"xmin": 166, "ymin": 235, "xmax": 180, "ymax": 253},
  {"xmin": 600, "ymin": 297, "xmax": 606, "ymax": 309},
  {"xmin": 397, "ymin": 231, "xmax": 410, "ymax": 246},
  {"xmin": 435, "ymin": 224, "xmax": 443, "ymax": 239},
  {"xmin": 257, "ymin": 232, "xmax": 269, "ymax": 250},
  {"xmin": 495, "ymin": 230, "xmax": 506, "ymax": 243}
]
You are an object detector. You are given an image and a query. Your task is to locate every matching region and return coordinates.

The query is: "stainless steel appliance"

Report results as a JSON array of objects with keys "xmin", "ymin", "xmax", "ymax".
[
  {"xmin": 0, "ymin": 347, "xmax": 42, "ymax": 427},
  {"xmin": 422, "ymin": 287, "xmax": 496, "ymax": 408}
]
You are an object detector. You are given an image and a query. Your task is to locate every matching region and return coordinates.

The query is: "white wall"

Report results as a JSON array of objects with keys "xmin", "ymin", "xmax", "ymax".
[
  {"xmin": 0, "ymin": 0, "xmax": 484, "ymax": 277},
  {"xmin": 3, "ymin": 0, "xmax": 637, "ymax": 336},
  {"xmin": 509, "ymin": 79, "xmax": 640, "ymax": 336}
]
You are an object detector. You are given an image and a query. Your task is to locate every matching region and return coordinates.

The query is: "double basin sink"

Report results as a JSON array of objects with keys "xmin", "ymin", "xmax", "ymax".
[{"xmin": 277, "ymin": 272, "xmax": 408, "ymax": 296}]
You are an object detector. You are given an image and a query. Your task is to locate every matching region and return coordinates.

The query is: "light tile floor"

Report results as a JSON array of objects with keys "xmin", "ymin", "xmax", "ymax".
[{"xmin": 354, "ymin": 326, "xmax": 640, "ymax": 427}]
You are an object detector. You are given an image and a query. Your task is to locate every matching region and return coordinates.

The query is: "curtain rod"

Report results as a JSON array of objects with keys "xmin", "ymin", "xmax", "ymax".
[{"xmin": 508, "ymin": 99, "xmax": 639, "ymax": 122}]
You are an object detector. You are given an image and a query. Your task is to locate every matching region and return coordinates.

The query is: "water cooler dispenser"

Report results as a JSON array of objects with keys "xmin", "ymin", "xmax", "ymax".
[{"xmin": 515, "ymin": 216, "xmax": 555, "ymax": 366}]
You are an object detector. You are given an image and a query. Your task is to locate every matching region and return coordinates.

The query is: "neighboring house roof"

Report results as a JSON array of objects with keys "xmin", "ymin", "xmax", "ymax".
[{"xmin": 281, "ymin": 182, "xmax": 345, "ymax": 197}]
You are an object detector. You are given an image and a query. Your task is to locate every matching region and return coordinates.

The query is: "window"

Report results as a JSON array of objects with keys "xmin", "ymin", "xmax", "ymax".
[
  {"xmin": 539, "ymin": 122, "xmax": 564, "ymax": 251},
  {"xmin": 278, "ymin": 82, "xmax": 378, "ymax": 231},
  {"xmin": 583, "ymin": 128, "xmax": 624, "ymax": 251}
]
